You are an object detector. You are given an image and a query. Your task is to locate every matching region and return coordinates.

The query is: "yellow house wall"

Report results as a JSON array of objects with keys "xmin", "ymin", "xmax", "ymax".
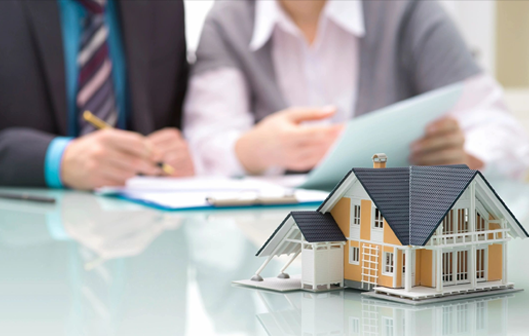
[
  {"xmin": 488, "ymin": 244, "xmax": 503, "ymax": 281},
  {"xmin": 383, "ymin": 220, "xmax": 401, "ymax": 246},
  {"xmin": 337, "ymin": 196, "xmax": 405, "ymax": 289},
  {"xmin": 330, "ymin": 197, "xmax": 351, "ymax": 238},
  {"xmin": 360, "ymin": 200, "xmax": 371, "ymax": 241},
  {"xmin": 344, "ymin": 240, "xmax": 362, "ymax": 282},
  {"xmin": 420, "ymin": 250, "xmax": 434, "ymax": 287}
]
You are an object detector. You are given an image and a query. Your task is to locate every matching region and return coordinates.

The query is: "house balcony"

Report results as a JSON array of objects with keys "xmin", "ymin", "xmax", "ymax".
[{"xmin": 427, "ymin": 228, "xmax": 510, "ymax": 247}]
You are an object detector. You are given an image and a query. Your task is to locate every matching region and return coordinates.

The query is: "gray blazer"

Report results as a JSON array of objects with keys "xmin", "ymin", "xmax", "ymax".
[
  {"xmin": 0, "ymin": 1, "xmax": 188, "ymax": 187},
  {"xmin": 193, "ymin": 0, "xmax": 481, "ymax": 122}
]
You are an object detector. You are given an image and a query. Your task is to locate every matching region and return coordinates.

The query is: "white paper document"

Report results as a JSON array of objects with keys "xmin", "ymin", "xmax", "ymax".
[
  {"xmin": 300, "ymin": 82, "xmax": 464, "ymax": 190},
  {"xmin": 99, "ymin": 176, "xmax": 327, "ymax": 211}
]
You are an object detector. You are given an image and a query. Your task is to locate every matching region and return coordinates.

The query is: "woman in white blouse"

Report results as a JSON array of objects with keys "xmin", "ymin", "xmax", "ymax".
[{"xmin": 184, "ymin": 0, "xmax": 529, "ymax": 179}]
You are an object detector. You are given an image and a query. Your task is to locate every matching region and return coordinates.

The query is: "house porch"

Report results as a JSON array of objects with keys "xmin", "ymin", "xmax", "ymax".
[{"xmin": 371, "ymin": 280, "xmax": 514, "ymax": 301}]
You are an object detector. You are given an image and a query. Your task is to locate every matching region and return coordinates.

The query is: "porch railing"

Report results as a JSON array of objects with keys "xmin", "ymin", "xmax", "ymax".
[{"xmin": 428, "ymin": 228, "xmax": 510, "ymax": 246}]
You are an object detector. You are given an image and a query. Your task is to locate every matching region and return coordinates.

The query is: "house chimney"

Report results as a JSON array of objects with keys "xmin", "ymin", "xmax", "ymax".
[{"xmin": 372, "ymin": 153, "xmax": 387, "ymax": 169}]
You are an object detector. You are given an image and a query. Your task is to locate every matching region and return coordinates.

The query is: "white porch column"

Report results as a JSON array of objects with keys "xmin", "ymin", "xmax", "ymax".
[
  {"xmin": 470, "ymin": 244, "xmax": 477, "ymax": 288},
  {"xmin": 436, "ymin": 248, "xmax": 443, "ymax": 292},
  {"xmin": 502, "ymin": 242, "xmax": 508, "ymax": 284},
  {"xmin": 405, "ymin": 247, "xmax": 412, "ymax": 292},
  {"xmin": 392, "ymin": 247, "xmax": 397, "ymax": 288}
]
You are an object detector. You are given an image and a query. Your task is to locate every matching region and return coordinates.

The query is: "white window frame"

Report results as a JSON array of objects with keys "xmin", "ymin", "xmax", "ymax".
[
  {"xmin": 373, "ymin": 208, "xmax": 384, "ymax": 230},
  {"xmin": 349, "ymin": 246, "xmax": 360, "ymax": 265},
  {"xmin": 476, "ymin": 248, "xmax": 487, "ymax": 281},
  {"xmin": 382, "ymin": 252, "xmax": 394, "ymax": 275},
  {"xmin": 352, "ymin": 204, "xmax": 361, "ymax": 226}
]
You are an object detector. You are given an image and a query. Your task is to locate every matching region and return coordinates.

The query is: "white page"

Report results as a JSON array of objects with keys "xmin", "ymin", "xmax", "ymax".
[
  {"xmin": 300, "ymin": 83, "xmax": 464, "ymax": 190},
  {"xmin": 125, "ymin": 176, "xmax": 281, "ymax": 192},
  {"xmin": 120, "ymin": 188, "xmax": 327, "ymax": 210},
  {"xmin": 101, "ymin": 176, "xmax": 327, "ymax": 210}
]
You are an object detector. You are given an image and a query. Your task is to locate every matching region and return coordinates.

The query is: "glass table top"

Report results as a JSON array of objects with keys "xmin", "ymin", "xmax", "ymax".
[{"xmin": 0, "ymin": 176, "xmax": 528, "ymax": 336}]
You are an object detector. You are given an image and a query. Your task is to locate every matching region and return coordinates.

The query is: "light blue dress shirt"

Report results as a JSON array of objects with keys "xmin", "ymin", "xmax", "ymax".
[{"xmin": 45, "ymin": 0, "xmax": 128, "ymax": 188}]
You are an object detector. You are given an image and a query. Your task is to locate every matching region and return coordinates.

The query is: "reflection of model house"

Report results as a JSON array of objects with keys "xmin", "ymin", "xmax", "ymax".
[
  {"xmin": 239, "ymin": 154, "xmax": 528, "ymax": 303},
  {"xmin": 256, "ymin": 291, "xmax": 510, "ymax": 336}
]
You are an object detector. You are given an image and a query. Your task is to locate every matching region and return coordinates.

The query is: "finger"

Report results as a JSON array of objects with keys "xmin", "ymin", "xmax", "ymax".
[
  {"xmin": 155, "ymin": 141, "xmax": 188, "ymax": 157},
  {"xmin": 291, "ymin": 124, "xmax": 343, "ymax": 145},
  {"xmin": 105, "ymin": 150, "xmax": 162, "ymax": 176},
  {"xmin": 411, "ymin": 131, "xmax": 465, "ymax": 154},
  {"xmin": 286, "ymin": 144, "xmax": 330, "ymax": 170},
  {"xmin": 99, "ymin": 164, "xmax": 137, "ymax": 185},
  {"xmin": 284, "ymin": 106, "xmax": 336, "ymax": 123},
  {"xmin": 170, "ymin": 160, "xmax": 195, "ymax": 177},
  {"xmin": 164, "ymin": 150, "xmax": 192, "ymax": 165},
  {"xmin": 97, "ymin": 129, "xmax": 155, "ymax": 160},
  {"xmin": 425, "ymin": 117, "xmax": 460, "ymax": 137},
  {"xmin": 148, "ymin": 128, "xmax": 183, "ymax": 145},
  {"xmin": 410, "ymin": 148, "xmax": 467, "ymax": 166}
]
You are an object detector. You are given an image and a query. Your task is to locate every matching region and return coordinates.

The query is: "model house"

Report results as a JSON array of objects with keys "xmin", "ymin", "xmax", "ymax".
[{"xmin": 236, "ymin": 154, "xmax": 528, "ymax": 303}]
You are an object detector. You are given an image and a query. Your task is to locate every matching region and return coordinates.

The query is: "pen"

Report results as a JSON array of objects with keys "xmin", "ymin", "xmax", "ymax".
[
  {"xmin": 83, "ymin": 111, "xmax": 175, "ymax": 175},
  {"xmin": 0, "ymin": 193, "xmax": 56, "ymax": 204}
]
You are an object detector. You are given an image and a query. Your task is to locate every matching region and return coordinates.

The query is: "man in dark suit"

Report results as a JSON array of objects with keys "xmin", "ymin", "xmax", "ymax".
[{"xmin": 0, "ymin": 0, "xmax": 193, "ymax": 190}]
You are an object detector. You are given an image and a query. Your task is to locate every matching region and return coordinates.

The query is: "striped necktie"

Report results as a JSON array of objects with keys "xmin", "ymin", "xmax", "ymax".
[{"xmin": 76, "ymin": 0, "xmax": 118, "ymax": 135}]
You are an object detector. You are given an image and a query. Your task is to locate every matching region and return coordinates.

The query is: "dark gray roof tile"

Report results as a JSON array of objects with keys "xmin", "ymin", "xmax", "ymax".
[
  {"xmin": 353, "ymin": 165, "xmax": 477, "ymax": 246},
  {"xmin": 291, "ymin": 211, "xmax": 346, "ymax": 243}
]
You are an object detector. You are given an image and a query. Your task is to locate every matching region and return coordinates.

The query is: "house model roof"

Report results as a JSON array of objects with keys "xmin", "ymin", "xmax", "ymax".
[
  {"xmin": 354, "ymin": 165, "xmax": 477, "ymax": 245},
  {"xmin": 318, "ymin": 165, "xmax": 528, "ymax": 246},
  {"xmin": 257, "ymin": 164, "xmax": 528, "ymax": 257},
  {"xmin": 256, "ymin": 212, "xmax": 346, "ymax": 257},
  {"xmin": 290, "ymin": 211, "xmax": 346, "ymax": 242}
]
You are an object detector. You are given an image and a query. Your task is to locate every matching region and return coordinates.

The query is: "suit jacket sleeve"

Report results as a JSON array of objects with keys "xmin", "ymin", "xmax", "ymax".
[{"xmin": 0, "ymin": 128, "xmax": 55, "ymax": 187}]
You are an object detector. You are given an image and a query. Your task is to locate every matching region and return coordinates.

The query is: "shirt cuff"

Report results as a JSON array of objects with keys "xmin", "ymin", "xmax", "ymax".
[{"xmin": 45, "ymin": 137, "xmax": 73, "ymax": 188}]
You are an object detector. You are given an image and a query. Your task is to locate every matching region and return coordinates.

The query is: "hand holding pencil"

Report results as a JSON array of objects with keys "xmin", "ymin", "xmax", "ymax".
[
  {"xmin": 83, "ymin": 111, "xmax": 175, "ymax": 175},
  {"xmin": 60, "ymin": 111, "xmax": 193, "ymax": 190}
]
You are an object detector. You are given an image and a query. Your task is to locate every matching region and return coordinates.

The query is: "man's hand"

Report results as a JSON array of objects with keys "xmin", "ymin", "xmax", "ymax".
[
  {"xmin": 410, "ymin": 117, "xmax": 484, "ymax": 169},
  {"xmin": 62, "ymin": 129, "xmax": 162, "ymax": 190},
  {"xmin": 235, "ymin": 107, "xmax": 344, "ymax": 174},
  {"xmin": 147, "ymin": 128, "xmax": 195, "ymax": 177}
]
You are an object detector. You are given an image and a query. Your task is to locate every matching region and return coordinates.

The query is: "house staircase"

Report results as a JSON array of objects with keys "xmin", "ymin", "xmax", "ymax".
[{"xmin": 361, "ymin": 244, "xmax": 379, "ymax": 290}]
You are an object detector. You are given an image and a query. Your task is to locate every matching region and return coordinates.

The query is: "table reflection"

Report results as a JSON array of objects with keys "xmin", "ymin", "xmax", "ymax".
[
  {"xmin": 0, "ymin": 190, "xmax": 290, "ymax": 335},
  {"xmin": 256, "ymin": 290, "xmax": 510, "ymax": 336}
]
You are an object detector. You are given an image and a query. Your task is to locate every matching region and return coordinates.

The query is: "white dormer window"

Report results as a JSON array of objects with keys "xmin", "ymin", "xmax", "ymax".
[{"xmin": 374, "ymin": 208, "xmax": 384, "ymax": 229}]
